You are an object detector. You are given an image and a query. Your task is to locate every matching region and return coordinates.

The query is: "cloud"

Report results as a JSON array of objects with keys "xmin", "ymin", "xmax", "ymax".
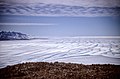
[
  {"xmin": 1, "ymin": 0, "xmax": 120, "ymax": 7},
  {"xmin": 0, "ymin": 1, "xmax": 120, "ymax": 17},
  {"xmin": 0, "ymin": 23, "xmax": 57, "ymax": 26},
  {"xmin": 0, "ymin": 2, "xmax": 119, "ymax": 17}
]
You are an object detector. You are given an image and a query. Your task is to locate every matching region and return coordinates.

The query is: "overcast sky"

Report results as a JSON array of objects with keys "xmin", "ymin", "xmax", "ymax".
[
  {"xmin": 0, "ymin": 16, "xmax": 120, "ymax": 36},
  {"xmin": 0, "ymin": 0, "xmax": 120, "ymax": 36},
  {"xmin": 1, "ymin": 0, "xmax": 120, "ymax": 7}
]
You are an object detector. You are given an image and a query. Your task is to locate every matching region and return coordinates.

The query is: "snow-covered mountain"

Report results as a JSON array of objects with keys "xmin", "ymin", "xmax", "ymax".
[
  {"xmin": 0, "ymin": 2, "xmax": 120, "ymax": 16},
  {"xmin": 0, "ymin": 31, "xmax": 29, "ymax": 40}
]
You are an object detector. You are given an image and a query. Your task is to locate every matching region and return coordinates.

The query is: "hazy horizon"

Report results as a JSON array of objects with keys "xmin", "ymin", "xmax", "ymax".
[{"xmin": 0, "ymin": 15, "xmax": 120, "ymax": 37}]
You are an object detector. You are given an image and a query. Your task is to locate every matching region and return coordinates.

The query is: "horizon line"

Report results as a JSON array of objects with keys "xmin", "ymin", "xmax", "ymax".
[{"xmin": 0, "ymin": 23, "xmax": 57, "ymax": 26}]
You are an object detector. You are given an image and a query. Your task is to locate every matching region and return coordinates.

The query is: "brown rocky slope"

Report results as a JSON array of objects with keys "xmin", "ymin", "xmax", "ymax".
[{"xmin": 0, "ymin": 62, "xmax": 120, "ymax": 79}]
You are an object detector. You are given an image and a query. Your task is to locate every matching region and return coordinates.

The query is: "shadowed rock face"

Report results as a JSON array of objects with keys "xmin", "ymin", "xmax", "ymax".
[
  {"xmin": 0, "ymin": 31, "xmax": 29, "ymax": 40},
  {"xmin": 0, "ymin": 62, "xmax": 120, "ymax": 79}
]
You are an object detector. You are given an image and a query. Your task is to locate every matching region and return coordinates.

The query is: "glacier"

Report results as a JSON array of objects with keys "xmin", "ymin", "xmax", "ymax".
[{"xmin": 0, "ymin": 37, "xmax": 120, "ymax": 68}]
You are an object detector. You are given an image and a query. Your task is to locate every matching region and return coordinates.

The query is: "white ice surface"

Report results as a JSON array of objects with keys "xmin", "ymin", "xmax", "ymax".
[{"xmin": 0, "ymin": 37, "xmax": 120, "ymax": 68}]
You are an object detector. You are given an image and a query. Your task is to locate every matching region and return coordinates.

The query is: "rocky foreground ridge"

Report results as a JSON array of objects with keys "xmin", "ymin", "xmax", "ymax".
[{"xmin": 0, "ymin": 62, "xmax": 120, "ymax": 79}]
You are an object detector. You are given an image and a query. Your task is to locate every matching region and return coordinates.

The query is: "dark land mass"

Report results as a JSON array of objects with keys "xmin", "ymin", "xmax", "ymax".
[
  {"xmin": 0, "ymin": 31, "xmax": 29, "ymax": 40},
  {"xmin": 0, "ymin": 62, "xmax": 120, "ymax": 79}
]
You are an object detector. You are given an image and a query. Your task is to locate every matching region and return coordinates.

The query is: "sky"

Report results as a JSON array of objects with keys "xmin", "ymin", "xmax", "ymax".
[
  {"xmin": 0, "ymin": 0, "xmax": 120, "ymax": 36},
  {"xmin": 0, "ymin": 15, "xmax": 120, "ymax": 36},
  {"xmin": 1, "ymin": 0, "xmax": 120, "ymax": 7}
]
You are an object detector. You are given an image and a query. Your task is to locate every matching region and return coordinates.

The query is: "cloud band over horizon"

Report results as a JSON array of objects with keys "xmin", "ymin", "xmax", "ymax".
[
  {"xmin": 0, "ymin": 23, "xmax": 57, "ymax": 26},
  {"xmin": 1, "ymin": 0, "xmax": 120, "ymax": 7},
  {"xmin": 0, "ymin": 0, "xmax": 120, "ymax": 17}
]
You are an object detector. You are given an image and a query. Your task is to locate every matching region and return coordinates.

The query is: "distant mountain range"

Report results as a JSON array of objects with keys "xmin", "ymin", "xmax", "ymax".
[
  {"xmin": 0, "ymin": 2, "xmax": 120, "ymax": 16},
  {"xmin": 0, "ymin": 31, "xmax": 29, "ymax": 40}
]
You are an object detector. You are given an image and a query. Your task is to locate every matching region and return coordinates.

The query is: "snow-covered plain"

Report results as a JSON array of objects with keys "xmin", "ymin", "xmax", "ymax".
[{"xmin": 0, "ymin": 37, "xmax": 120, "ymax": 68}]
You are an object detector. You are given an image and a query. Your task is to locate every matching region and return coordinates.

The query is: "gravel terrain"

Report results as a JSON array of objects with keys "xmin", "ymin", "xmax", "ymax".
[{"xmin": 0, "ymin": 62, "xmax": 120, "ymax": 79}]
